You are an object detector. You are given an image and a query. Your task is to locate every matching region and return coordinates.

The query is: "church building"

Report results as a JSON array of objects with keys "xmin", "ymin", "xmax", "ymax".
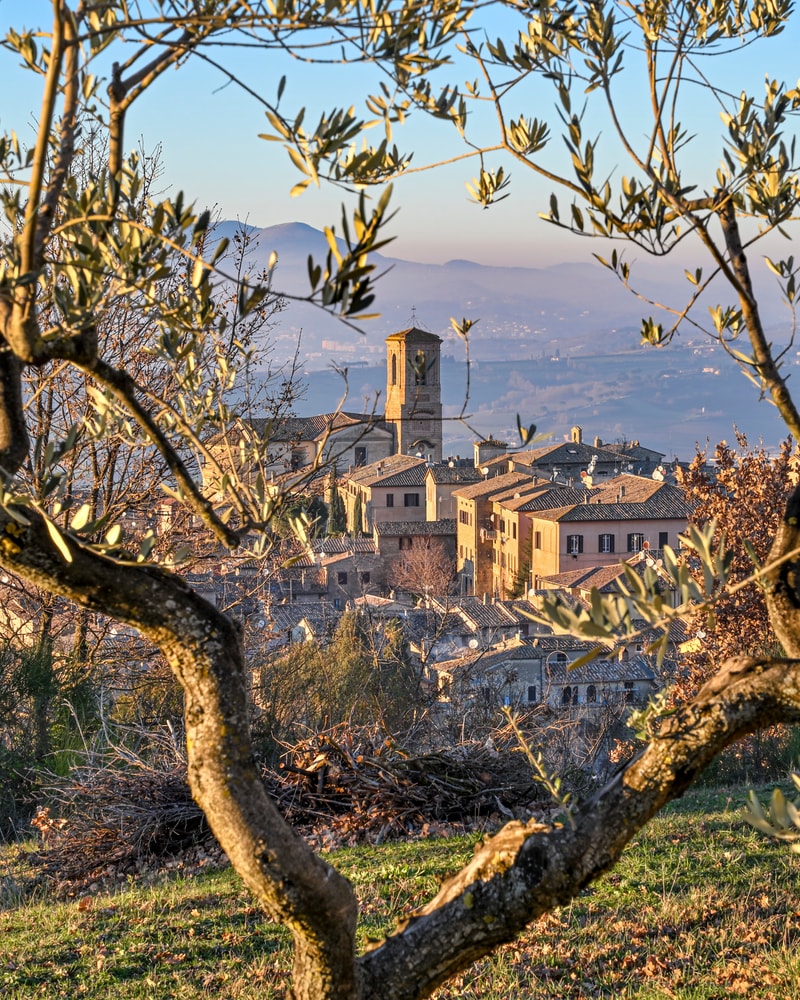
[
  {"xmin": 203, "ymin": 327, "xmax": 444, "ymax": 495},
  {"xmin": 277, "ymin": 325, "xmax": 444, "ymax": 472},
  {"xmin": 384, "ymin": 327, "xmax": 443, "ymax": 464}
]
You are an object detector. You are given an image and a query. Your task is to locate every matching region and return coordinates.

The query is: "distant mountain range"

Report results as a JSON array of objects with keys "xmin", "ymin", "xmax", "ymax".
[{"xmin": 215, "ymin": 220, "xmax": 795, "ymax": 459}]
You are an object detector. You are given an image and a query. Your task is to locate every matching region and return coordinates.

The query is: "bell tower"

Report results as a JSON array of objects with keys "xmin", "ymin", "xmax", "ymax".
[{"xmin": 385, "ymin": 327, "xmax": 443, "ymax": 463}]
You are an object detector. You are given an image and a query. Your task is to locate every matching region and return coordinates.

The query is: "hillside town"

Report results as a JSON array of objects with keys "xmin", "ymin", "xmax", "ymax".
[
  {"xmin": 187, "ymin": 326, "xmax": 696, "ymax": 719},
  {"xmin": 8, "ymin": 7, "xmax": 800, "ymax": 998}
]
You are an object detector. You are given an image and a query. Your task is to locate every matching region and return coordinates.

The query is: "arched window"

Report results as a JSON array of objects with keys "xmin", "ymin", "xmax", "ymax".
[
  {"xmin": 562, "ymin": 685, "xmax": 572, "ymax": 705},
  {"xmin": 587, "ymin": 684, "xmax": 597, "ymax": 703},
  {"xmin": 391, "ymin": 353, "xmax": 397, "ymax": 385}
]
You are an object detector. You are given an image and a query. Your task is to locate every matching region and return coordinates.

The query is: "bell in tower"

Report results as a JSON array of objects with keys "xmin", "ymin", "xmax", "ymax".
[{"xmin": 384, "ymin": 327, "xmax": 443, "ymax": 463}]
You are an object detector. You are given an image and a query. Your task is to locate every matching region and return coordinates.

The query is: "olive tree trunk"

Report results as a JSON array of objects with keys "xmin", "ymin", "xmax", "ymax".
[{"xmin": 3, "ymin": 497, "xmax": 800, "ymax": 1000}]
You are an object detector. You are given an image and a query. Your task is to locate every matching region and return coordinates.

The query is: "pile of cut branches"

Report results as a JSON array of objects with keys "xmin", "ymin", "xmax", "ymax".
[
  {"xmin": 25, "ymin": 723, "xmax": 546, "ymax": 890},
  {"xmin": 273, "ymin": 724, "xmax": 544, "ymax": 846},
  {"xmin": 27, "ymin": 759, "xmax": 207, "ymax": 889}
]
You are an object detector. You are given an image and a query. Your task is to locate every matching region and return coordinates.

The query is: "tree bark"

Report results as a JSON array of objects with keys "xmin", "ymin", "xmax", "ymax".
[
  {"xmin": 5, "ymin": 500, "xmax": 800, "ymax": 999},
  {"xmin": 0, "ymin": 504, "xmax": 360, "ymax": 999},
  {"xmin": 358, "ymin": 653, "xmax": 800, "ymax": 998}
]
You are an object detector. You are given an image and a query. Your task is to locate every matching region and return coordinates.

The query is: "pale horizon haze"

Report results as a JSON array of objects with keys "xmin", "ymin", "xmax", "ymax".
[{"xmin": 2, "ymin": 2, "xmax": 800, "ymax": 272}]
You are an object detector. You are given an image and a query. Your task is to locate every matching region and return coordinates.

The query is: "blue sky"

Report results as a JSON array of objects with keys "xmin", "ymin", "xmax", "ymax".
[{"xmin": 2, "ymin": 2, "xmax": 800, "ymax": 271}]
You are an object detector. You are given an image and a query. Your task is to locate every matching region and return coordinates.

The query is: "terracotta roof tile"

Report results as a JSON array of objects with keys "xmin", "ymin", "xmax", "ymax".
[
  {"xmin": 375, "ymin": 519, "xmax": 456, "ymax": 536},
  {"xmin": 452, "ymin": 471, "xmax": 538, "ymax": 500}
]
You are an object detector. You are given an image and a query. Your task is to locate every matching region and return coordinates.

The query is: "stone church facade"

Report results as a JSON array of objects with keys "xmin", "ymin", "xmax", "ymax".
[
  {"xmin": 203, "ymin": 327, "xmax": 444, "ymax": 495},
  {"xmin": 384, "ymin": 327, "xmax": 443, "ymax": 463}
]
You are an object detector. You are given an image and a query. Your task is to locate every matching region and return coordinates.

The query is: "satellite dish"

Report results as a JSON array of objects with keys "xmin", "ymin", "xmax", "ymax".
[{"xmin": 468, "ymin": 638, "xmax": 479, "ymax": 649}]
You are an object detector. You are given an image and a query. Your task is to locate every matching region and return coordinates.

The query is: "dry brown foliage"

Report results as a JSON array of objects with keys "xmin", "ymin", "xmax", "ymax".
[
  {"xmin": 676, "ymin": 431, "xmax": 799, "ymax": 697},
  {"xmin": 25, "ymin": 723, "xmax": 549, "ymax": 891}
]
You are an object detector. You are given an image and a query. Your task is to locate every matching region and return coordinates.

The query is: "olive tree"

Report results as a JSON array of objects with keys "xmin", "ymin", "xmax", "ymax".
[{"xmin": 4, "ymin": 3, "xmax": 800, "ymax": 1000}]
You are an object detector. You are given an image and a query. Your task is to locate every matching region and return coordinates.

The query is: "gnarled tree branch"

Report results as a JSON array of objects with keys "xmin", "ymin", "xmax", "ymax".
[
  {"xmin": 0, "ymin": 502, "xmax": 360, "ymax": 1000},
  {"xmin": 359, "ymin": 653, "xmax": 800, "ymax": 998}
]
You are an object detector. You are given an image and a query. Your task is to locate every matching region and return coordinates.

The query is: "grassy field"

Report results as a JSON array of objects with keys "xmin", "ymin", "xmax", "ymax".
[{"xmin": 2, "ymin": 784, "xmax": 799, "ymax": 999}]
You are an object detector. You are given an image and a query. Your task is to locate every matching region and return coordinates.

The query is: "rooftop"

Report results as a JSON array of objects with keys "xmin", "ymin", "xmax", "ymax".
[{"xmin": 374, "ymin": 519, "xmax": 456, "ymax": 537}]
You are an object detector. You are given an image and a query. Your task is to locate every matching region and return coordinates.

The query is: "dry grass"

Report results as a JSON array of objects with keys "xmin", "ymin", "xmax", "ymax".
[{"xmin": 2, "ymin": 784, "xmax": 799, "ymax": 998}]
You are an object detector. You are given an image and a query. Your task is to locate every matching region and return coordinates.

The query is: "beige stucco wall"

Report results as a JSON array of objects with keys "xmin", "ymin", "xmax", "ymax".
[{"xmin": 531, "ymin": 514, "xmax": 686, "ymax": 582}]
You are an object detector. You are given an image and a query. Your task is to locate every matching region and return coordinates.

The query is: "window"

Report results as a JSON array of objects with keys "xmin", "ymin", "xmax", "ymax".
[
  {"xmin": 499, "ymin": 518, "xmax": 506, "ymax": 533},
  {"xmin": 360, "ymin": 572, "xmax": 371, "ymax": 584},
  {"xmin": 337, "ymin": 571, "xmax": 348, "ymax": 585},
  {"xmin": 391, "ymin": 353, "xmax": 397, "ymax": 385},
  {"xmin": 459, "ymin": 509, "xmax": 468, "ymax": 524},
  {"xmin": 587, "ymin": 684, "xmax": 597, "ymax": 703},
  {"xmin": 659, "ymin": 531, "xmax": 669, "ymax": 548},
  {"xmin": 386, "ymin": 493, "xmax": 394, "ymax": 508},
  {"xmin": 404, "ymin": 493, "xmax": 420, "ymax": 507},
  {"xmin": 354, "ymin": 447, "xmax": 367, "ymax": 467},
  {"xmin": 512, "ymin": 523, "xmax": 517, "ymax": 539},
  {"xmin": 566, "ymin": 534, "xmax": 584, "ymax": 555},
  {"xmin": 599, "ymin": 533, "xmax": 615, "ymax": 554},
  {"xmin": 562, "ymin": 685, "xmax": 572, "ymax": 705},
  {"xmin": 627, "ymin": 532, "xmax": 645, "ymax": 552},
  {"xmin": 534, "ymin": 531, "xmax": 542, "ymax": 549},
  {"xmin": 399, "ymin": 537, "xmax": 413, "ymax": 550},
  {"xmin": 624, "ymin": 680, "xmax": 635, "ymax": 704},
  {"xmin": 527, "ymin": 685, "xmax": 537, "ymax": 703}
]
